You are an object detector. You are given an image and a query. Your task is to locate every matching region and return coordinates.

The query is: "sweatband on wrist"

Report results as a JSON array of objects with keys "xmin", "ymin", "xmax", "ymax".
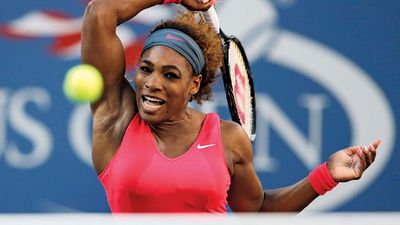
[
  {"xmin": 163, "ymin": 0, "xmax": 181, "ymax": 4},
  {"xmin": 308, "ymin": 162, "xmax": 338, "ymax": 195}
]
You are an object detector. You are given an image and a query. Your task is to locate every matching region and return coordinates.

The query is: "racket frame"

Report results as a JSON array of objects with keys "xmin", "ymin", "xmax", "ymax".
[{"xmin": 219, "ymin": 30, "xmax": 257, "ymax": 141}]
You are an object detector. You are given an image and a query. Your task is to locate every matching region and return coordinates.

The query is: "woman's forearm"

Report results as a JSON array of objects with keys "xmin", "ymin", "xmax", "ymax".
[
  {"xmin": 260, "ymin": 177, "xmax": 319, "ymax": 212},
  {"xmin": 85, "ymin": 0, "xmax": 162, "ymax": 26}
]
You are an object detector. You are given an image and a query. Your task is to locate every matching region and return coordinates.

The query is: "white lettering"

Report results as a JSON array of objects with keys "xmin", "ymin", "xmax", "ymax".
[
  {"xmin": 254, "ymin": 94, "xmax": 328, "ymax": 171},
  {"xmin": 0, "ymin": 89, "xmax": 9, "ymax": 156},
  {"xmin": 5, "ymin": 87, "xmax": 52, "ymax": 169},
  {"xmin": 68, "ymin": 104, "xmax": 92, "ymax": 167},
  {"xmin": 299, "ymin": 94, "xmax": 329, "ymax": 164}
]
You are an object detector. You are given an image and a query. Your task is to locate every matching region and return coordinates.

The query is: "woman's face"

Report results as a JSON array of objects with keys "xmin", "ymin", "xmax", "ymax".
[{"xmin": 134, "ymin": 46, "xmax": 202, "ymax": 124}]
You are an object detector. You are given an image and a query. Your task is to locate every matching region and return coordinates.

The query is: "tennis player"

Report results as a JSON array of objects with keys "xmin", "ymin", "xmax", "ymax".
[{"xmin": 81, "ymin": 0, "xmax": 381, "ymax": 213}]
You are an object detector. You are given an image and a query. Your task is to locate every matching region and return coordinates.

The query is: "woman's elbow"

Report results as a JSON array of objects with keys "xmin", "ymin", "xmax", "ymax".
[{"xmin": 83, "ymin": 0, "xmax": 117, "ymax": 27}]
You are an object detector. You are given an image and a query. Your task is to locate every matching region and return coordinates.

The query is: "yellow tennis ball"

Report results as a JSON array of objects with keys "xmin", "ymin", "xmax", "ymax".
[{"xmin": 63, "ymin": 64, "xmax": 104, "ymax": 103}]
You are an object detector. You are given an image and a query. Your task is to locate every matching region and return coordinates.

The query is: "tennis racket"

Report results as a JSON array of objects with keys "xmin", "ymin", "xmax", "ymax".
[{"xmin": 199, "ymin": 2, "xmax": 257, "ymax": 141}]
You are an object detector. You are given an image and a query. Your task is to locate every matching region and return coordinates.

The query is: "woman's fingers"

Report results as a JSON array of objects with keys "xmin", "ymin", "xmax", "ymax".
[
  {"xmin": 354, "ymin": 147, "xmax": 366, "ymax": 178},
  {"xmin": 363, "ymin": 146, "xmax": 374, "ymax": 167},
  {"xmin": 371, "ymin": 139, "xmax": 381, "ymax": 150},
  {"xmin": 364, "ymin": 139, "xmax": 380, "ymax": 167}
]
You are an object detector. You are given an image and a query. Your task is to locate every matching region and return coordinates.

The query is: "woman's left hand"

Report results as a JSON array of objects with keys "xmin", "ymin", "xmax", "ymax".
[{"xmin": 326, "ymin": 139, "xmax": 381, "ymax": 182}]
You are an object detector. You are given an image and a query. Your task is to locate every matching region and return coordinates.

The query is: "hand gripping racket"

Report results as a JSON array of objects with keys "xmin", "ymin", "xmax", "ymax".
[{"xmin": 199, "ymin": 2, "xmax": 257, "ymax": 141}]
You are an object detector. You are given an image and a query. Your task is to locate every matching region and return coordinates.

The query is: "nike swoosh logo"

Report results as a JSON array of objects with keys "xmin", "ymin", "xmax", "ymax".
[
  {"xmin": 166, "ymin": 34, "xmax": 184, "ymax": 41},
  {"xmin": 197, "ymin": 144, "xmax": 216, "ymax": 149}
]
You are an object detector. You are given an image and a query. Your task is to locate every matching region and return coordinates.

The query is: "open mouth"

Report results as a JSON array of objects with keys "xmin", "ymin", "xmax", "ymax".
[
  {"xmin": 142, "ymin": 95, "xmax": 165, "ymax": 105},
  {"xmin": 141, "ymin": 95, "xmax": 166, "ymax": 112}
]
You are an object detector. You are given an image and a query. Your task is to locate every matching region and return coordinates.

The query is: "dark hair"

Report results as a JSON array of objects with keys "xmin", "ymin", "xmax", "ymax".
[{"xmin": 150, "ymin": 11, "xmax": 223, "ymax": 104}]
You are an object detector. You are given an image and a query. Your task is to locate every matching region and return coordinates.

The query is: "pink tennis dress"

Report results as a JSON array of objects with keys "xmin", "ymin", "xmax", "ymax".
[{"xmin": 98, "ymin": 113, "xmax": 231, "ymax": 213}]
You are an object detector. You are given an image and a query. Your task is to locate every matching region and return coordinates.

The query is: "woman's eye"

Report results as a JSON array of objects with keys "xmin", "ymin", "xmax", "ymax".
[
  {"xmin": 165, "ymin": 72, "xmax": 179, "ymax": 79},
  {"xmin": 140, "ymin": 66, "xmax": 151, "ymax": 73}
]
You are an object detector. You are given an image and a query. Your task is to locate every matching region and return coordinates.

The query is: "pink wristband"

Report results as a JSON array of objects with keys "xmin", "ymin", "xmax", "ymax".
[
  {"xmin": 308, "ymin": 162, "xmax": 338, "ymax": 195},
  {"xmin": 163, "ymin": 0, "xmax": 181, "ymax": 4}
]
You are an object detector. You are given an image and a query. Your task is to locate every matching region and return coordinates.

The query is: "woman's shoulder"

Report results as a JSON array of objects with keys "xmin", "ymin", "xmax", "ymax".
[
  {"xmin": 220, "ymin": 119, "xmax": 248, "ymax": 141},
  {"xmin": 220, "ymin": 119, "xmax": 254, "ymax": 164}
]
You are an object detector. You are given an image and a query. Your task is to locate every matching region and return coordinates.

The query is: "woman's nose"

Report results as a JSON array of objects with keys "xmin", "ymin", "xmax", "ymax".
[{"xmin": 144, "ymin": 73, "xmax": 162, "ymax": 91}]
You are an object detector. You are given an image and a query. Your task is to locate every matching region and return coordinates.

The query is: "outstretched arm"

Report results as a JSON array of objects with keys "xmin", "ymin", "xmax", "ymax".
[
  {"xmin": 223, "ymin": 122, "xmax": 318, "ymax": 212},
  {"xmin": 264, "ymin": 139, "xmax": 381, "ymax": 211},
  {"xmin": 223, "ymin": 120, "xmax": 381, "ymax": 212}
]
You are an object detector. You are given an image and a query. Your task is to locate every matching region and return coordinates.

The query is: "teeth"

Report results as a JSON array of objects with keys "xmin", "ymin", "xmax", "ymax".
[
  {"xmin": 145, "ymin": 96, "xmax": 163, "ymax": 103},
  {"xmin": 143, "ymin": 95, "xmax": 165, "ymax": 104}
]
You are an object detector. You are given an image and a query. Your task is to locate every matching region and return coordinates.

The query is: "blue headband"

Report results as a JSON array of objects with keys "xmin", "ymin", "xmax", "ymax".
[{"xmin": 142, "ymin": 28, "xmax": 205, "ymax": 75}]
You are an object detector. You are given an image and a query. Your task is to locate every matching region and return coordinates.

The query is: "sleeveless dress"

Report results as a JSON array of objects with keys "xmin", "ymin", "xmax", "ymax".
[{"xmin": 98, "ymin": 113, "xmax": 231, "ymax": 213}]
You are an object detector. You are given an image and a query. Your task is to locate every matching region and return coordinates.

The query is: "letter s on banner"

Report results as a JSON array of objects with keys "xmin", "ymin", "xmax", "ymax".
[{"xmin": 5, "ymin": 87, "xmax": 53, "ymax": 169}]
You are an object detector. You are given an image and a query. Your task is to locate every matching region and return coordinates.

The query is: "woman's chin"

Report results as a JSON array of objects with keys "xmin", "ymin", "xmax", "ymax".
[{"xmin": 138, "ymin": 110, "xmax": 165, "ymax": 125}]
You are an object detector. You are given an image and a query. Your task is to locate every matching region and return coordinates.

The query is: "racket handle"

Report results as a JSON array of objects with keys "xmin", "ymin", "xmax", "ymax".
[{"xmin": 198, "ymin": 1, "xmax": 220, "ymax": 34}]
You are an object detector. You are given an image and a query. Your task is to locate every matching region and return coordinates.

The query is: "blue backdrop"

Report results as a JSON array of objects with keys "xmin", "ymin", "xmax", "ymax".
[{"xmin": 0, "ymin": 0, "xmax": 398, "ymax": 212}]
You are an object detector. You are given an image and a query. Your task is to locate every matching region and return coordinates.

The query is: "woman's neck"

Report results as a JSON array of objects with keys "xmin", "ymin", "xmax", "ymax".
[
  {"xmin": 150, "ymin": 108, "xmax": 198, "ymax": 139},
  {"xmin": 149, "ymin": 108, "xmax": 205, "ymax": 157}
]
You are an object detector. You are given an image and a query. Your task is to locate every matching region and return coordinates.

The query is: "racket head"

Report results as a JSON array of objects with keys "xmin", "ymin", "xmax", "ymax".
[{"xmin": 219, "ymin": 30, "xmax": 257, "ymax": 141}]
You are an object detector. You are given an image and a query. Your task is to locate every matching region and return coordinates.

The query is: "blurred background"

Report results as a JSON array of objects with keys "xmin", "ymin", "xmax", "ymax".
[{"xmin": 0, "ymin": 0, "xmax": 398, "ymax": 213}]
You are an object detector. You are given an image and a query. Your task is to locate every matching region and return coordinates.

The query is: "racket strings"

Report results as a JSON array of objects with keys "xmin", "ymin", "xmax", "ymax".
[{"xmin": 227, "ymin": 41, "xmax": 255, "ymax": 138}]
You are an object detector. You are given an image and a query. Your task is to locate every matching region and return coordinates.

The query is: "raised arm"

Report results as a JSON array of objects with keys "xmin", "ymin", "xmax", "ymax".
[
  {"xmin": 81, "ymin": 0, "xmax": 165, "ymax": 174},
  {"xmin": 222, "ymin": 120, "xmax": 380, "ymax": 212},
  {"xmin": 82, "ymin": 0, "xmax": 216, "ymax": 174},
  {"xmin": 82, "ymin": 0, "xmax": 163, "ymax": 113}
]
